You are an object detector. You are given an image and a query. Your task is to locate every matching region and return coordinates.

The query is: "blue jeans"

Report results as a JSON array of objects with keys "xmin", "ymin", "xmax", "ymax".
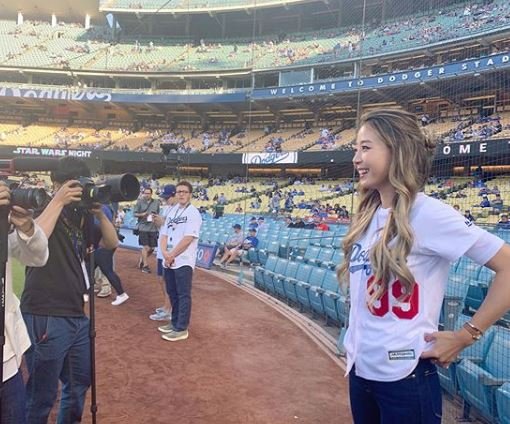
[
  {"xmin": 1, "ymin": 370, "xmax": 26, "ymax": 424},
  {"xmin": 22, "ymin": 314, "xmax": 91, "ymax": 424},
  {"xmin": 164, "ymin": 266, "xmax": 193, "ymax": 331},
  {"xmin": 349, "ymin": 359, "xmax": 442, "ymax": 424},
  {"xmin": 94, "ymin": 248, "xmax": 125, "ymax": 295}
]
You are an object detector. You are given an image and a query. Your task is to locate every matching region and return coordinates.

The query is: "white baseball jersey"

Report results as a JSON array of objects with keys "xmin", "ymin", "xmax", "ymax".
[
  {"xmin": 160, "ymin": 203, "xmax": 202, "ymax": 269},
  {"xmin": 344, "ymin": 193, "xmax": 503, "ymax": 382}
]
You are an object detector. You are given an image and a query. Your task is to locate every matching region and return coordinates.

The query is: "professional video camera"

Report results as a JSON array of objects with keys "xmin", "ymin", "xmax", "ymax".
[{"xmin": 75, "ymin": 174, "xmax": 140, "ymax": 208}]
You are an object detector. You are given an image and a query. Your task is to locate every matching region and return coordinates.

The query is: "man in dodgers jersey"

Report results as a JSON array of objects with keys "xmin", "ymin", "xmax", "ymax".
[
  {"xmin": 344, "ymin": 193, "xmax": 504, "ymax": 382},
  {"xmin": 158, "ymin": 181, "xmax": 202, "ymax": 341}
]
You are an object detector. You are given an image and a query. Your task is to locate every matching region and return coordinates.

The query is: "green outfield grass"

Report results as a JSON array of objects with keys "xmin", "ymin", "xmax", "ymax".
[{"xmin": 12, "ymin": 258, "xmax": 25, "ymax": 298}]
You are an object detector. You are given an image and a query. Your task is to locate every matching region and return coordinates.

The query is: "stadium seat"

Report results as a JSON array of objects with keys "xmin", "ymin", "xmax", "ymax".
[
  {"xmin": 320, "ymin": 270, "xmax": 341, "ymax": 325},
  {"xmin": 284, "ymin": 263, "xmax": 313, "ymax": 305},
  {"xmin": 263, "ymin": 257, "xmax": 288, "ymax": 295},
  {"xmin": 275, "ymin": 260, "xmax": 299, "ymax": 299},
  {"xmin": 258, "ymin": 240, "xmax": 280, "ymax": 265},
  {"xmin": 441, "ymin": 273, "xmax": 471, "ymax": 331},
  {"xmin": 297, "ymin": 266, "xmax": 326, "ymax": 312},
  {"xmin": 496, "ymin": 383, "xmax": 510, "ymax": 424},
  {"xmin": 264, "ymin": 258, "xmax": 289, "ymax": 294},
  {"xmin": 322, "ymin": 249, "xmax": 344, "ymax": 270},
  {"xmin": 309, "ymin": 247, "xmax": 334, "ymax": 267},
  {"xmin": 456, "ymin": 326, "xmax": 510, "ymax": 422},
  {"xmin": 336, "ymin": 295, "xmax": 350, "ymax": 328},
  {"xmin": 254, "ymin": 254, "xmax": 277, "ymax": 290},
  {"xmin": 297, "ymin": 245, "xmax": 321, "ymax": 264},
  {"xmin": 464, "ymin": 281, "xmax": 488, "ymax": 313}
]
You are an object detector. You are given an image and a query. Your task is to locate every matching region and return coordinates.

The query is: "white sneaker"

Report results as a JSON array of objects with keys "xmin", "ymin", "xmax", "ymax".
[{"xmin": 111, "ymin": 293, "xmax": 129, "ymax": 306}]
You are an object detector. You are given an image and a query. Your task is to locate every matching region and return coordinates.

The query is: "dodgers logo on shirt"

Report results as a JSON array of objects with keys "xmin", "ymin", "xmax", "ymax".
[
  {"xmin": 348, "ymin": 243, "xmax": 372, "ymax": 276},
  {"xmin": 166, "ymin": 216, "xmax": 188, "ymax": 228}
]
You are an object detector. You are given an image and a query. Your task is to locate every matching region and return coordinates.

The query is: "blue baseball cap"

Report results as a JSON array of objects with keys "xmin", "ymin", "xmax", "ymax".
[{"xmin": 159, "ymin": 184, "xmax": 176, "ymax": 199}]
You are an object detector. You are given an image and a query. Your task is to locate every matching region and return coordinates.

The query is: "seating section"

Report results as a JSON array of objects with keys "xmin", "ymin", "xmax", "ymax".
[{"xmin": 4, "ymin": 0, "xmax": 510, "ymax": 72}]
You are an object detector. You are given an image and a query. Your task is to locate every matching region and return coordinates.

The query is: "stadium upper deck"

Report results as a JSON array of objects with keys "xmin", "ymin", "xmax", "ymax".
[
  {"xmin": 100, "ymin": 0, "xmax": 313, "ymax": 13},
  {"xmin": 1, "ymin": 0, "xmax": 509, "ymax": 74}
]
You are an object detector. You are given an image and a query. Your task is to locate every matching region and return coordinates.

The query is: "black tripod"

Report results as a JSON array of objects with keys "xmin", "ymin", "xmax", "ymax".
[
  {"xmin": 0, "ymin": 205, "xmax": 9, "ymax": 414},
  {"xmin": 84, "ymin": 212, "xmax": 99, "ymax": 424}
]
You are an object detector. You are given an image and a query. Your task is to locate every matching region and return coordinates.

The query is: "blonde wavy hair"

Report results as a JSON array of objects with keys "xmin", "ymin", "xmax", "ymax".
[{"xmin": 338, "ymin": 109, "xmax": 436, "ymax": 307}]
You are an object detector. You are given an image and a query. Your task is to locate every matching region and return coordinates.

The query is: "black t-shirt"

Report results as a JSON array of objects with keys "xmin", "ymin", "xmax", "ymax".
[{"xmin": 21, "ymin": 210, "xmax": 88, "ymax": 317}]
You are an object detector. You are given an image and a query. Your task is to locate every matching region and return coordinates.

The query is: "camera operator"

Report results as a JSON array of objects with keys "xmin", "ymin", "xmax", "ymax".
[
  {"xmin": 20, "ymin": 157, "xmax": 119, "ymax": 424},
  {"xmin": 134, "ymin": 187, "xmax": 160, "ymax": 274},
  {"xmin": 0, "ymin": 181, "xmax": 48, "ymax": 424}
]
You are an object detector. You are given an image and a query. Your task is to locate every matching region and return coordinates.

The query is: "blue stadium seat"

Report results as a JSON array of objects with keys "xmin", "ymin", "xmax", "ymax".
[
  {"xmin": 322, "ymin": 249, "xmax": 344, "ymax": 270},
  {"xmin": 254, "ymin": 255, "xmax": 277, "ymax": 290},
  {"xmin": 496, "ymin": 383, "xmax": 510, "ymax": 424},
  {"xmin": 441, "ymin": 274, "xmax": 471, "ymax": 331},
  {"xmin": 456, "ymin": 326, "xmax": 510, "ymax": 423},
  {"xmin": 331, "ymin": 237, "xmax": 343, "ymax": 250},
  {"xmin": 464, "ymin": 281, "xmax": 488, "ymax": 313},
  {"xmin": 263, "ymin": 257, "xmax": 288, "ymax": 294},
  {"xmin": 319, "ymin": 231, "xmax": 336, "ymax": 247},
  {"xmin": 289, "ymin": 238, "xmax": 311, "ymax": 260},
  {"xmin": 476, "ymin": 266, "xmax": 495, "ymax": 285},
  {"xmin": 336, "ymin": 295, "xmax": 350, "ymax": 328},
  {"xmin": 275, "ymin": 260, "xmax": 299, "ymax": 299},
  {"xmin": 298, "ymin": 245, "xmax": 321, "ymax": 264},
  {"xmin": 284, "ymin": 263, "xmax": 313, "ymax": 305},
  {"xmin": 264, "ymin": 258, "xmax": 288, "ymax": 294},
  {"xmin": 258, "ymin": 240, "xmax": 280, "ymax": 265},
  {"xmin": 320, "ymin": 270, "xmax": 340, "ymax": 324},
  {"xmin": 297, "ymin": 266, "xmax": 326, "ymax": 311},
  {"xmin": 309, "ymin": 247, "xmax": 334, "ymax": 267}
]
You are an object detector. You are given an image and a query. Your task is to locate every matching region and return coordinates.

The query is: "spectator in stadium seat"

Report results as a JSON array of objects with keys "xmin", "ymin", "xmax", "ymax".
[
  {"xmin": 248, "ymin": 216, "xmax": 258, "ymax": 230},
  {"xmin": 218, "ymin": 228, "xmax": 259, "ymax": 268},
  {"xmin": 257, "ymin": 217, "xmax": 266, "ymax": 230},
  {"xmin": 464, "ymin": 209, "xmax": 476, "ymax": 222},
  {"xmin": 235, "ymin": 204, "xmax": 243, "ymax": 213},
  {"xmin": 218, "ymin": 224, "xmax": 244, "ymax": 257},
  {"xmin": 497, "ymin": 213, "xmax": 510, "ymax": 230},
  {"xmin": 134, "ymin": 188, "xmax": 160, "ymax": 273},
  {"xmin": 316, "ymin": 220, "xmax": 330, "ymax": 231},
  {"xmin": 341, "ymin": 109, "xmax": 510, "ymax": 424},
  {"xmin": 479, "ymin": 195, "xmax": 491, "ymax": 208},
  {"xmin": 492, "ymin": 193, "xmax": 503, "ymax": 211}
]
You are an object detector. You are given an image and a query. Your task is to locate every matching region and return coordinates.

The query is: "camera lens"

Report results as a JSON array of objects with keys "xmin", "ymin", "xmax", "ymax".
[{"xmin": 11, "ymin": 188, "xmax": 49, "ymax": 209}]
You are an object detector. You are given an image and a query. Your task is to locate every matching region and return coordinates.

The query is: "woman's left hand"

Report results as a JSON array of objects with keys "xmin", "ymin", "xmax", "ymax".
[{"xmin": 420, "ymin": 329, "xmax": 475, "ymax": 368}]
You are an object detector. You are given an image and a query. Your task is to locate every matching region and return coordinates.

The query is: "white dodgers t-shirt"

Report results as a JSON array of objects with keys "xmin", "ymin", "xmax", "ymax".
[
  {"xmin": 160, "ymin": 203, "xmax": 202, "ymax": 269},
  {"xmin": 344, "ymin": 193, "xmax": 503, "ymax": 382}
]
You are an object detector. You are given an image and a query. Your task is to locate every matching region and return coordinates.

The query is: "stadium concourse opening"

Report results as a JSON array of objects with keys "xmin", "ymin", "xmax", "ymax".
[{"xmin": 3, "ymin": 0, "xmax": 510, "ymax": 422}]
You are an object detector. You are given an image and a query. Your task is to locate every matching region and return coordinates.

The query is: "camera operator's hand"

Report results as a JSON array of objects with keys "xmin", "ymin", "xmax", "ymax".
[
  {"xmin": 53, "ymin": 180, "xmax": 83, "ymax": 207},
  {"xmin": 88, "ymin": 203, "xmax": 105, "ymax": 218},
  {"xmin": 153, "ymin": 213, "xmax": 164, "ymax": 227},
  {"xmin": 10, "ymin": 206, "xmax": 35, "ymax": 237},
  {"xmin": 0, "ymin": 181, "xmax": 11, "ymax": 207}
]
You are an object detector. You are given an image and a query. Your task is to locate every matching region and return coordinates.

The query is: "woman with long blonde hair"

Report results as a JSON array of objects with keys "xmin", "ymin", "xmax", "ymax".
[{"xmin": 339, "ymin": 109, "xmax": 510, "ymax": 423}]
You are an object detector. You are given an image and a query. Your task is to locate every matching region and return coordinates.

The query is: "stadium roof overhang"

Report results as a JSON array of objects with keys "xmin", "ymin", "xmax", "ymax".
[{"xmin": 1, "ymin": 0, "xmax": 104, "ymax": 24}]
